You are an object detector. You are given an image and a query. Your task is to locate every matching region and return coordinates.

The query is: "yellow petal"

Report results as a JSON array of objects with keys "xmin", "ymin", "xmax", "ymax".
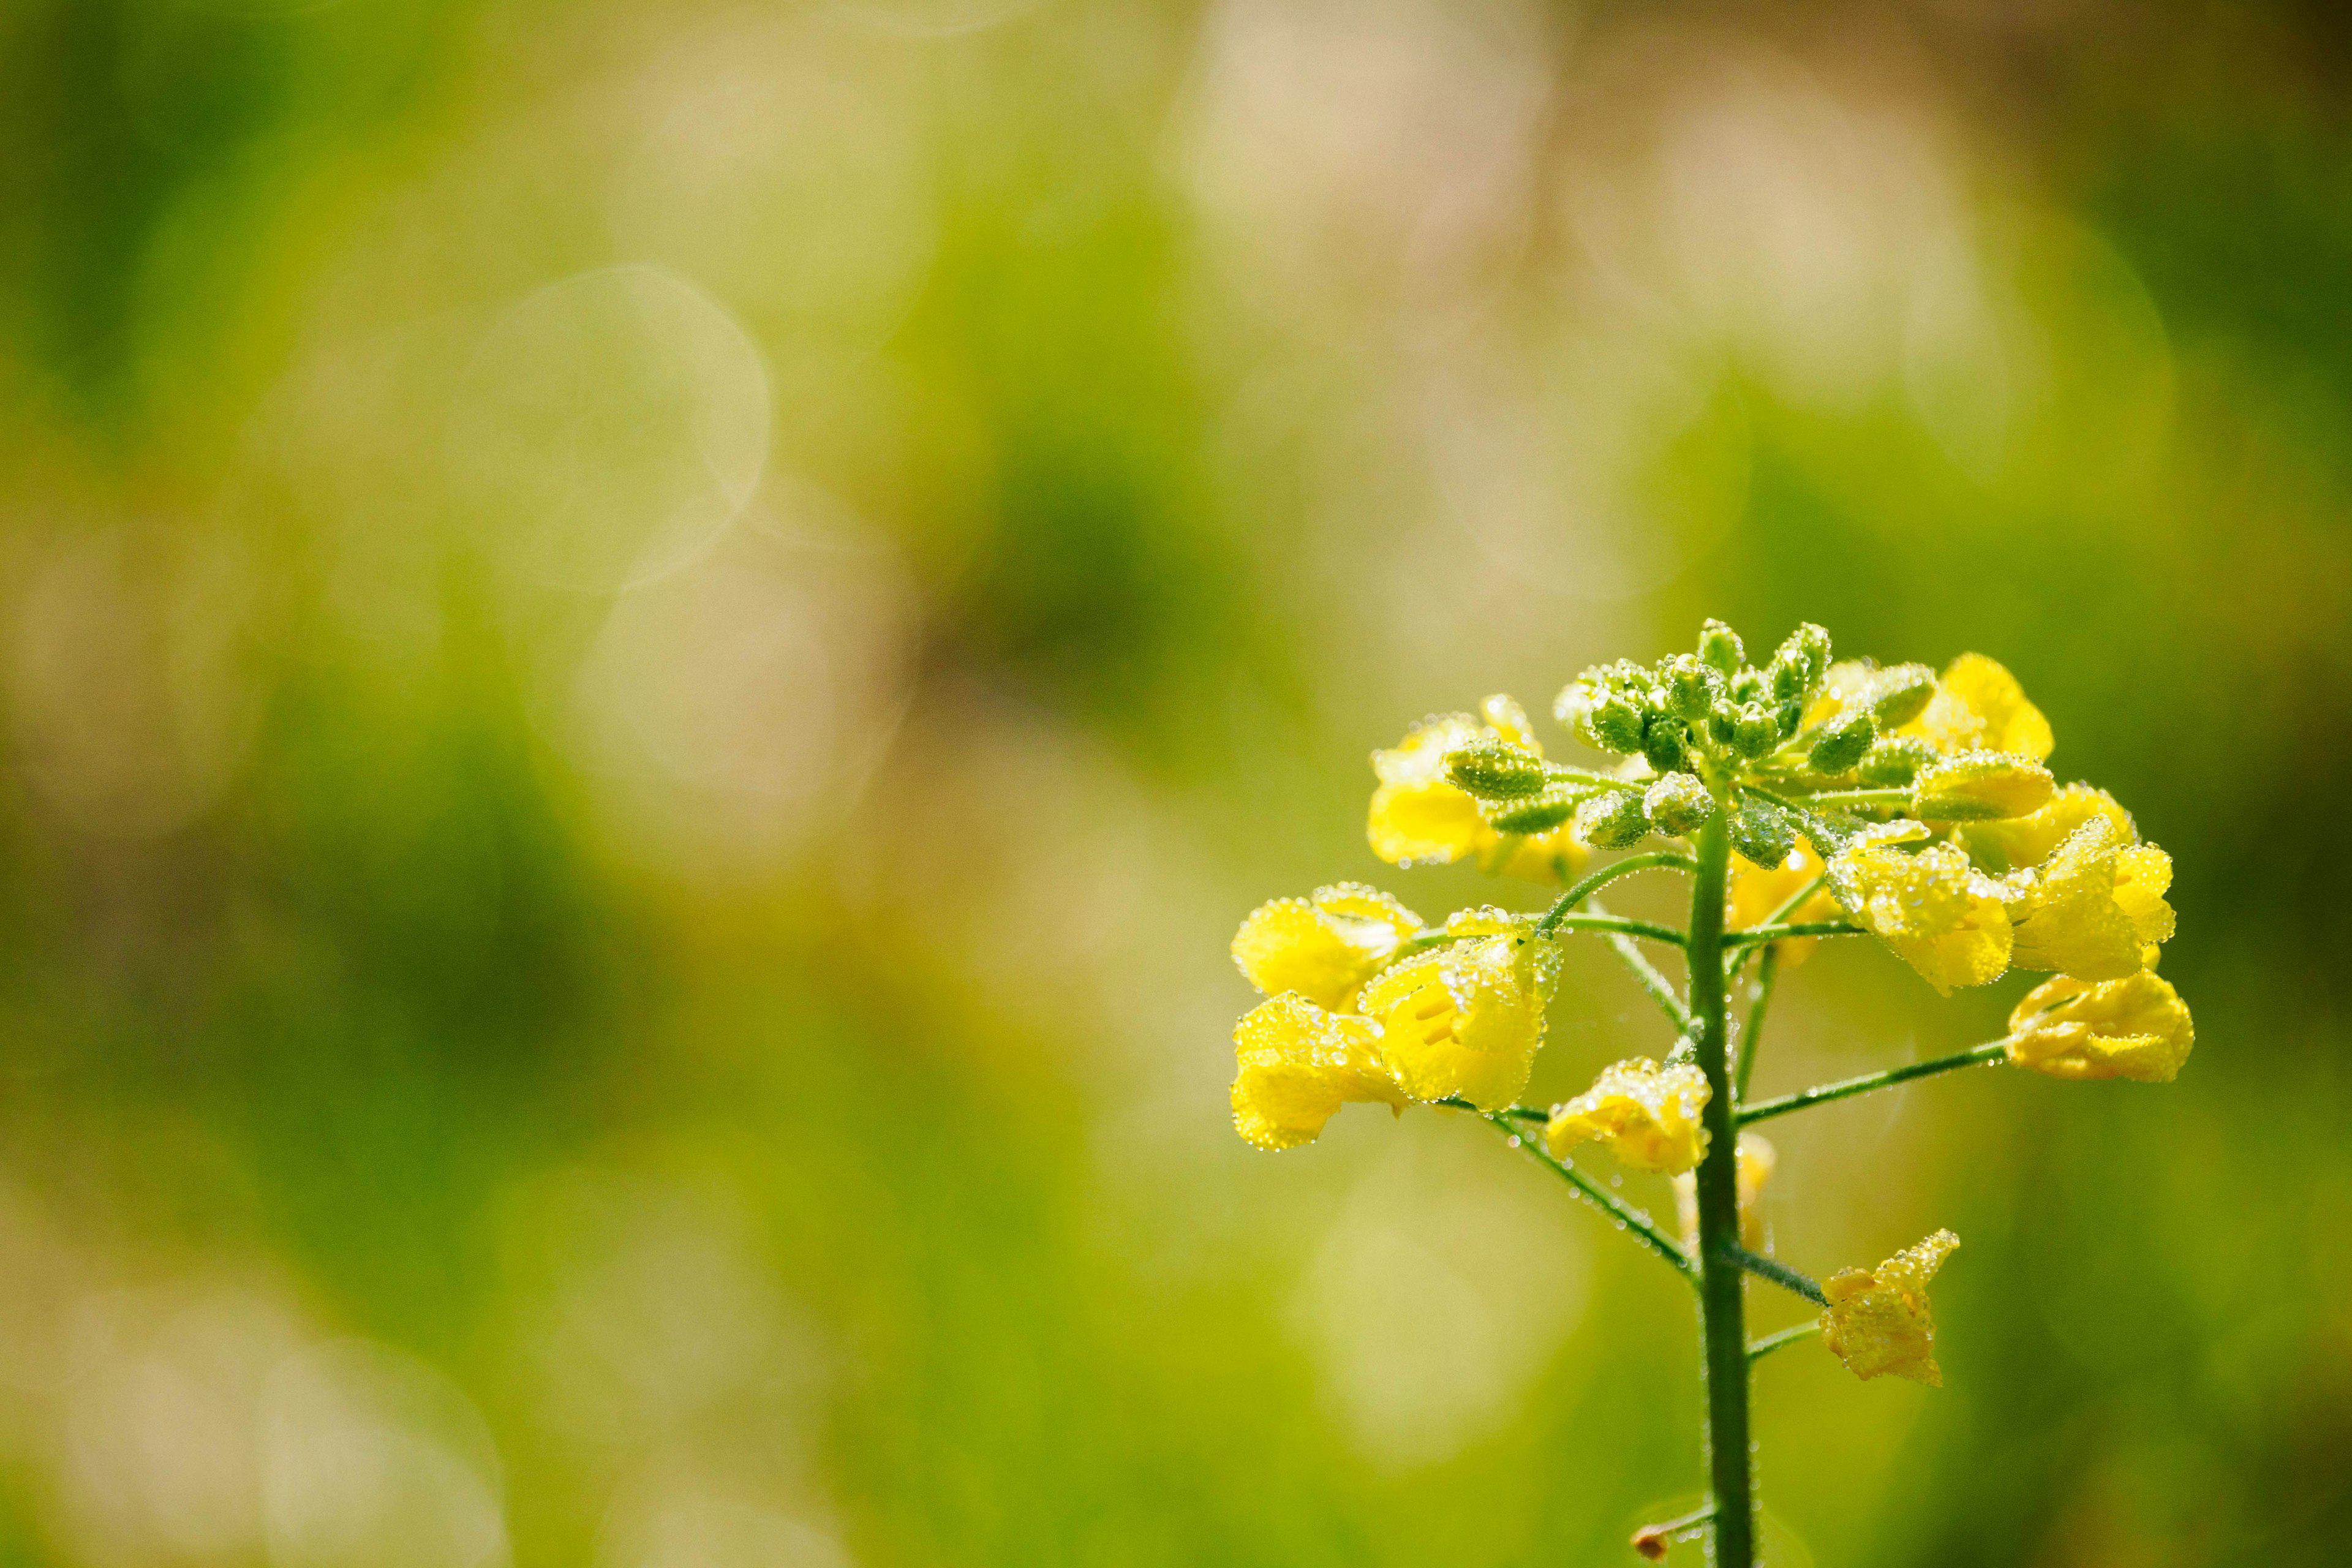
[
  {"xmin": 1958, "ymin": 783, "xmax": 2135, "ymax": 873},
  {"xmin": 1545, "ymin": 1057, "xmax": 1711, "ymax": 1175},
  {"xmin": 1231, "ymin": 884, "xmax": 1426, "ymax": 1009},
  {"xmin": 1676, "ymin": 1134, "xmax": 1775, "ymax": 1253},
  {"xmin": 2003, "ymin": 970, "xmax": 2194, "ymax": 1083},
  {"xmin": 1727, "ymin": 836, "xmax": 1837, "ymax": 964},
  {"xmin": 1912, "ymin": 750, "xmax": 2057, "ymax": 822},
  {"xmin": 1361, "ymin": 934, "xmax": 1558, "ymax": 1109},
  {"xmin": 1828, "ymin": 838, "xmax": 2013, "ymax": 994},
  {"xmin": 1908, "ymin": 654, "xmax": 2053, "ymax": 760},
  {"xmin": 1231, "ymin": 994, "xmax": 1406, "ymax": 1150},
  {"xmin": 1820, "ymin": 1230, "xmax": 1959, "ymax": 1385},
  {"xmin": 1368, "ymin": 704, "xmax": 1551, "ymax": 869},
  {"xmin": 2003, "ymin": 816, "xmax": 2166, "ymax": 981}
]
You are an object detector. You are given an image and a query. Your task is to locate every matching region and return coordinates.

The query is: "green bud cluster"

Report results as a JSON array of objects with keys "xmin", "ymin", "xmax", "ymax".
[{"xmin": 1554, "ymin": 621, "xmax": 1836, "ymax": 782}]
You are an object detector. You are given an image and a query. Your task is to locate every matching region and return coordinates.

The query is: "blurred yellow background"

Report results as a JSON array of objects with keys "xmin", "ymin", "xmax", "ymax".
[{"xmin": 0, "ymin": 0, "xmax": 2346, "ymax": 1562}]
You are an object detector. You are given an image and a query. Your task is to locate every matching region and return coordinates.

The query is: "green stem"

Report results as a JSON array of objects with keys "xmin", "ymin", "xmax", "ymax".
[
  {"xmin": 1590, "ymin": 897, "xmax": 1694, "ymax": 1038},
  {"xmin": 1483, "ymin": 1115, "xmax": 1697, "ymax": 1283},
  {"xmin": 1732, "ymin": 943, "xmax": 1779, "ymax": 1104},
  {"xmin": 1746, "ymin": 1322, "xmax": 1820, "ymax": 1363},
  {"xmin": 1796, "ymin": 786, "xmax": 1911, "ymax": 808},
  {"xmin": 1738, "ymin": 1042, "xmax": 2008, "ymax": 1126},
  {"xmin": 1435, "ymin": 1097, "xmax": 1546, "ymax": 1123},
  {"xmin": 1723, "ymin": 920, "xmax": 1861, "ymax": 948},
  {"xmin": 1547, "ymin": 913, "xmax": 1686, "ymax": 946},
  {"xmin": 1533, "ymin": 851, "xmax": 1695, "ymax": 937},
  {"xmin": 1685, "ymin": 812, "xmax": 1755, "ymax": 1566},
  {"xmin": 1733, "ymin": 1247, "xmax": 1826, "ymax": 1306}
]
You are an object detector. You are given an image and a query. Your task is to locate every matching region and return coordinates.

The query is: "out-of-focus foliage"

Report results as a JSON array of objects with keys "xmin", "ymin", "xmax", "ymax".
[{"xmin": 0, "ymin": 1, "xmax": 2348, "ymax": 1563}]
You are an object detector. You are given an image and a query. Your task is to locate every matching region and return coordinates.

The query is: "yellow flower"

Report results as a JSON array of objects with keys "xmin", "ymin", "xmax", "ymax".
[
  {"xmin": 1958, "ymin": 782, "xmax": 2135, "ymax": 873},
  {"xmin": 1826, "ymin": 834, "xmax": 2013, "ymax": 994},
  {"xmin": 1676, "ymin": 1134, "xmax": 1775, "ymax": 1253},
  {"xmin": 1819, "ymin": 1230, "xmax": 1960, "ymax": 1385},
  {"xmin": 1359, "ymin": 919, "xmax": 1559, "ymax": 1109},
  {"xmin": 1230, "ymin": 993, "xmax": 1408, "ymax": 1150},
  {"xmin": 1545, "ymin": 1057, "xmax": 1711, "ymax": 1174},
  {"xmin": 1367, "ymin": 695, "xmax": 1586, "ymax": 882},
  {"xmin": 1905, "ymin": 654, "xmax": 2054, "ymax": 761},
  {"xmin": 2003, "ymin": 969, "xmax": 2194, "ymax": 1083},
  {"xmin": 2003, "ymin": 816, "xmax": 2176, "ymax": 981},
  {"xmin": 1910, "ymin": 750, "xmax": 2056, "ymax": 822},
  {"xmin": 1727, "ymin": 835, "xmax": 1838, "ymax": 963},
  {"xmin": 1230, "ymin": 883, "xmax": 1426, "ymax": 1010}
]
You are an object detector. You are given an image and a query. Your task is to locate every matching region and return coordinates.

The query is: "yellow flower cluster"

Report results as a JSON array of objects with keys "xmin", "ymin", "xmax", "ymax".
[
  {"xmin": 1820, "ymin": 1230, "xmax": 1960, "ymax": 1385},
  {"xmin": 1227, "ymin": 901, "xmax": 1559, "ymax": 1148},
  {"xmin": 1366, "ymin": 695, "xmax": 1586, "ymax": 881},
  {"xmin": 1545, "ymin": 1057, "xmax": 1712, "ymax": 1174}
]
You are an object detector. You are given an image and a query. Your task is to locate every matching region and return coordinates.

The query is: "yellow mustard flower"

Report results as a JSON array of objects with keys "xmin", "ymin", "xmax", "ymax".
[
  {"xmin": 1910, "ymin": 750, "xmax": 2056, "ymax": 823},
  {"xmin": 1827, "ymin": 834, "xmax": 2013, "ymax": 995},
  {"xmin": 1727, "ymin": 835, "xmax": 1838, "ymax": 963},
  {"xmin": 1904, "ymin": 653, "xmax": 2054, "ymax": 761},
  {"xmin": 2003, "ymin": 969, "xmax": 2195, "ymax": 1083},
  {"xmin": 1367, "ymin": 695, "xmax": 1586, "ymax": 882},
  {"xmin": 1676, "ymin": 1134, "xmax": 1775, "ymax": 1253},
  {"xmin": 1231, "ymin": 993, "xmax": 1409, "ymax": 1150},
  {"xmin": 1545, "ymin": 1057, "xmax": 1711, "ymax": 1174},
  {"xmin": 1230, "ymin": 883, "xmax": 1426, "ymax": 1010},
  {"xmin": 2003, "ymin": 816, "xmax": 2176, "ymax": 981},
  {"xmin": 1359, "ymin": 918, "xmax": 1559, "ymax": 1110},
  {"xmin": 1819, "ymin": 1230, "xmax": 1960, "ymax": 1385},
  {"xmin": 1958, "ymin": 782, "xmax": 2135, "ymax": 873}
]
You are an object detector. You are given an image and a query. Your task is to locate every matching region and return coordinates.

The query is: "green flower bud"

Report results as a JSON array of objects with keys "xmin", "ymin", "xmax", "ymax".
[
  {"xmin": 1444, "ymin": 739, "xmax": 1550, "ymax": 800},
  {"xmin": 1808, "ymin": 711, "xmax": 1876, "ymax": 774},
  {"xmin": 1770, "ymin": 624, "xmax": 1833, "ymax": 697},
  {"xmin": 1643, "ymin": 773, "xmax": 1715, "ymax": 836},
  {"xmin": 1575, "ymin": 789, "xmax": 1652, "ymax": 850},
  {"xmin": 1728, "ymin": 799, "xmax": 1796, "ymax": 868},
  {"xmin": 1776, "ymin": 699, "xmax": 1805, "ymax": 738},
  {"xmin": 1487, "ymin": 783, "xmax": 1591, "ymax": 835},
  {"xmin": 1732, "ymin": 704, "xmax": 1780, "ymax": 760},
  {"xmin": 1642, "ymin": 711, "xmax": 1691, "ymax": 774},
  {"xmin": 1558, "ymin": 663, "xmax": 1654, "ymax": 753},
  {"xmin": 1868, "ymin": 664, "xmax": 1938, "ymax": 728},
  {"xmin": 1698, "ymin": 619, "xmax": 1745, "ymax": 677},
  {"xmin": 1911, "ymin": 750, "xmax": 2056, "ymax": 823},
  {"xmin": 1858, "ymin": 735, "xmax": 1937, "ymax": 786},
  {"xmin": 1731, "ymin": 668, "xmax": 1765, "ymax": 703},
  {"xmin": 1706, "ymin": 700, "xmax": 1740, "ymax": 747},
  {"xmin": 1660, "ymin": 654, "xmax": 1723, "ymax": 722},
  {"xmin": 1590, "ymin": 698, "xmax": 1646, "ymax": 753}
]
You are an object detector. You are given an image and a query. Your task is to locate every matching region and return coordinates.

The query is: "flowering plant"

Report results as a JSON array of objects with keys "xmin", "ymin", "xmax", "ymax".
[{"xmin": 1226, "ymin": 622, "xmax": 2191, "ymax": 1564}]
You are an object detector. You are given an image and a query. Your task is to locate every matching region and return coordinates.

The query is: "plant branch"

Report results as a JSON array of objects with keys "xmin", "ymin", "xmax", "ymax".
[
  {"xmin": 1732, "ymin": 943, "xmax": 1779, "ymax": 1104},
  {"xmin": 1534, "ymin": 851, "xmax": 1695, "ymax": 937},
  {"xmin": 1483, "ymin": 1114, "xmax": 1697, "ymax": 1284},
  {"xmin": 1723, "ymin": 921, "xmax": 1862, "ymax": 948},
  {"xmin": 1737, "ymin": 1041, "xmax": 2009, "ymax": 1126},
  {"xmin": 1746, "ymin": 1322, "xmax": 1820, "ymax": 1363},
  {"xmin": 1436, "ymin": 1097, "xmax": 1546, "ymax": 1123},
  {"xmin": 1730, "ymin": 1247, "xmax": 1827, "ymax": 1306}
]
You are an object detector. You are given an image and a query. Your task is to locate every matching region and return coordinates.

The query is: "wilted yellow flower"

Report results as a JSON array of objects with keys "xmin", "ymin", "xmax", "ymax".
[
  {"xmin": 1545, "ymin": 1057, "xmax": 1711, "ymax": 1174},
  {"xmin": 1957, "ymin": 782, "xmax": 2135, "ymax": 873},
  {"xmin": 1905, "ymin": 654, "xmax": 2053, "ymax": 761},
  {"xmin": 1676, "ymin": 1134, "xmax": 1775, "ymax": 1252},
  {"xmin": 1820, "ymin": 1230, "xmax": 1960, "ymax": 1385},
  {"xmin": 1827, "ymin": 835, "xmax": 2013, "ymax": 994},
  {"xmin": 1359, "ymin": 924, "xmax": 1560, "ymax": 1110},
  {"xmin": 1367, "ymin": 695, "xmax": 1586, "ymax": 882},
  {"xmin": 2003, "ymin": 969, "xmax": 2195, "ymax": 1082},
  {"xmin": 1727, "ymin": 836, "xmax": 1838, "ymax": 963},
  {"xmin": 1231, "ymin": 993, "xmax": 1409, "ymax": 1150},
  {"xmin": 1230, "ymin": 883, "xmax": 1426, "ymax": 1010},
  {"xmin": 1910, "ymin": 750, "xmax": 2056, "ymax": 822},
  {"xmin": 2004, "ymin": 816, "xmax": 2176, "ymax": 981}
]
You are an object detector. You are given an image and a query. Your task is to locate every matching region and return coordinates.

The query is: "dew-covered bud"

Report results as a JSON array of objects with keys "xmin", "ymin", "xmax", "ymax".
[
  {"xmin": 1445, "ymin": 739, "xmax": 1550, "ymax": 800},
  {"xmin": 1809, "ymin": 711, "xmax": 1876, "ymax": 774},
  {"xmin": 1868, "ymin": 665, "xmax": 1938, "ymax": 728},
  {"xmin": 1706, "ymin": 700, "xmax": 1740, "ymax": 747},
  {"xmin": 1576, "ymin": 789, "xmax": 1653, "ymax": 850},
  {"xmin": 1858, "ymin": 735, "xmax": 1937, "ymax": 786},
  {"xmin": 1487, "ymin": 783, "xmax": 1589, "ymax": 836},
  {"xmin": 1912, "ymin": 750, "xmax": 2056, "ymax": 822},
  {"xmin": 1643, "ymin": 773, "xmax": 1715, "ymax": 837},
  {"xmin": 1642, "ymin": 711, "xmax": 1691, "ymax": 774},
  {"xmin": 1776, "ymin": 699, "xmax": 1805, "ymax": 738},
  {"xmin": 1728, "ymin": 798, "xmax": 1796, "ymax": 868},
  {"xmin": 1770, "ymin": 624, "xmax": 1833, "ymax": 696},
  {"xmin": 1558, "ymin": 663, "xmax": 1653, "ymax": 753},
  {"xmin": 1730, "ymin": 668, "xmax": 1765, "ymax": 703},
  {"xmin": 1660, "ymin": 654, "xmax": 1723, "ymax": 722},
  {"xmin": 1698, "ymin": 619, "xmax": 1745, "ymax": 677},
  {"xmin": 1732, "ymin": 705, "xmax": 1781, "ymax": 760}
]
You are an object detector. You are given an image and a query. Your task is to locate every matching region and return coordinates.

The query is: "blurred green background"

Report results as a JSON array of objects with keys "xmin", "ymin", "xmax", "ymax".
[{"xmin": 0, "ymin": 0, "xmax": 2348, "ymax": 1563}]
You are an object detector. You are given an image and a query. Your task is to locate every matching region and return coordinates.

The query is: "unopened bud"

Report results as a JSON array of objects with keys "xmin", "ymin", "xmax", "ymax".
[
  {"xmin": 1732, "ymin": 705, "xmax": 1780, "ymax": 760},
  {"xmin": 1698, "ymin": 618, "xmax": 1744, "ymax": 677},
  {"xmin": 1728, "ymin": 798, "xmax": 1796, "ymax": 867},
  {"xmin": 1575, "ymin": 789, "xmax": 1652, "ymax": 850},
  {"xmin": 1771, "ymin": 623, "xmax": 1833, "ymax": 693},
  {"xmin": 1659, "ymin": 654, "xmax": 1722, "ymax": 722},
  {"xmin": 1808, "ymin": 711, "xmax": 1876, "ymax": 774},
  {"xmin": 1643, "ymin": 773, "xmax": 1715, "ymax": 836},
  {"xmin": 1486, "ymin": 784, "xmax": 1588, "ymax": 836},
  {"xmin": 1868, "ymin": 664, "xmax": 1938, "ymax": 728},
  {"xmin": 1706, "ymin": 700, "xmax": 1740, "ymax": 747},
  {"xmin": 1912, "ymin": 750, "xmax": 2056, "ymax": 822},
  {"xmin": 1858, "ymin": 735, "xmax": 1937, "ymax": 786},
  {"xmin": 1642, "ymin": 711, "xmax": 1691, "ymax": 773},
  {"xmin": 1776, "ymin": 699, "xmax": 1805, "ymax": 738},
  {"xmin": 1444, "ymin": 739, "xmax": 1549, "ymax": 800}
]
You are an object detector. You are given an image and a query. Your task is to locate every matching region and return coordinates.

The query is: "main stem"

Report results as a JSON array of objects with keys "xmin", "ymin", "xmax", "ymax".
[{"xmin": 1687, "ymin": 811, "xmax": 1754, "ymax": 1566}]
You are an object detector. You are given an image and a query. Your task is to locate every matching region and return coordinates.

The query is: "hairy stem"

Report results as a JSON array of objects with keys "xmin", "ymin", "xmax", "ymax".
[
  {"xmin": 1483, "ymin": 1114, "xmax": 1697, "ymax": 1282},
  {"xmin": 1746, "ymin": 1322, "xmax": 1820, "ymax": 1363},
  {"xmin": 1733, "ymin": 1246, "xmax": 1827, "ymax": 1306},
  {"xmin": 1724, "ymin": 920, "xmax": 1862, "ymax": 948},
  {"xmin": 1686, "ymin": 812, "xmax": 1755, "ymax": 1567},
  {"xmin": 1738, "ymin": 1042, "xmax": 2009, "ymax": 1126},
  {"xmin": 1534, "ymin": 850, "xmax": 1695, "ymax": 937}
]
